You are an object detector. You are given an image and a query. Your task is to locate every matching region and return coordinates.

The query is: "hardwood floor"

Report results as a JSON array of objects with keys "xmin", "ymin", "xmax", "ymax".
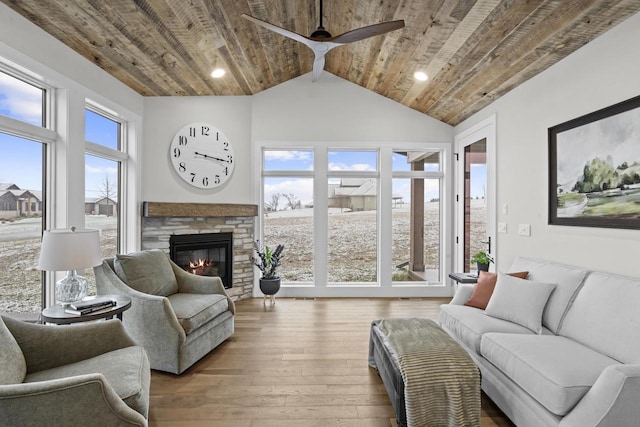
[{"xmin": 149, "ymin": 297, "xmax": 514, "ymax": 426}]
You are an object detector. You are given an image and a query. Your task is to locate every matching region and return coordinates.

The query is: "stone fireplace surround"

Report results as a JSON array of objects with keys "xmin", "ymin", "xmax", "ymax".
[{"xmin": 141, "ymin": 202, "xmax": 257, "ymax": 301}]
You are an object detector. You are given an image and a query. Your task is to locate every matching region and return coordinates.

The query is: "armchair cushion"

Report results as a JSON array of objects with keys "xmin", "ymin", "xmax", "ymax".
[
  {"xmin": 24, "ymin": 346, "xmax": 149, "ymax": 418},
  {"xmin": 168, "ymin": 293, "xmax": 229, "ymax": 335},
  {"xmin": 114, "ymin": 249, "xmax": 178, "ymax": 296},
  {"xmin": 0, "ymin": 317, "xmax": 26, "ymax": 385}
]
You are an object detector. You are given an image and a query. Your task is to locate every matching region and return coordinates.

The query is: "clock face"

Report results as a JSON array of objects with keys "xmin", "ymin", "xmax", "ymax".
[{"xmin": 169, "ymin": 122, "xmax": 234, "ymax": 189}]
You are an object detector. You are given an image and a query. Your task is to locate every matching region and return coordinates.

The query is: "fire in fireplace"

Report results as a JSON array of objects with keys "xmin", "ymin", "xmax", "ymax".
[{"xmin": 169, "ymin": 232, "xmax": 233, "ymax": 288}]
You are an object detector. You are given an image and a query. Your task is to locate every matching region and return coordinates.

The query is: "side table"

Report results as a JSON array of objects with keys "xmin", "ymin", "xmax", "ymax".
[
  {"xmin": 448, "ymin": 272, "xmax": 479, "ymax": 287},
  {"xmin": 41, "ymin": 295, "xmax": 131, "ymax": 325}
]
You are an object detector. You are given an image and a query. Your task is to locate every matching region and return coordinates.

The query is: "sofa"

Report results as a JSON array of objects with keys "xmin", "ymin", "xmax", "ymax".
[
  {"xmin": 0, "ymin": 316, "xmax": 150, "ymax": 427},
  {"xmin": 438, "ymin": 257, "xmax": 640, "ymax": 427},
  {"xmin": 94, "ymin": 249, "xmax": 235, "ymax": 374}
]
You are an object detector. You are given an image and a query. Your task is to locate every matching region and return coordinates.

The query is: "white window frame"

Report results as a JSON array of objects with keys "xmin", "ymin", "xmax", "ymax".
[
  {"xmin": 256, "ymin": 140, "xmax": 453, "ymax": 298},
  {"xmin": 84, "ymin": 102, "xmax": 129, "ymax": 254},
  {"xmin": 0, "ymin": 44, "xmax": 142, "ymax": 309},
  {"xmin": 0, "ymin": 64, "xmax": 56, "ymax": 311}
]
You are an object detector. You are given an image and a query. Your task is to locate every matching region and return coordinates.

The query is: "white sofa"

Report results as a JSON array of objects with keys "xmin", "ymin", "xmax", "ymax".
[{"xmin": 438, "ymin": 257, "xmax": 640, "ymax": 427}]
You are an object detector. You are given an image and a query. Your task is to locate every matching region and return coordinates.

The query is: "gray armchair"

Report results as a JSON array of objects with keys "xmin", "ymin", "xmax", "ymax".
[
  {"xmin": 0, "ymin": 316, "xmax": 150, "ymax": 427},
  {"xmin": 94, "ymin": 249, "xmax": 235, "ymax": 374}
]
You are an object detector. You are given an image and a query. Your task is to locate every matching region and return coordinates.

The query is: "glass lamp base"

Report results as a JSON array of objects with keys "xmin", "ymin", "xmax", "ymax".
[{"xmin": 55, "ymin": 270, "xmax": 88, "ymax": 306}]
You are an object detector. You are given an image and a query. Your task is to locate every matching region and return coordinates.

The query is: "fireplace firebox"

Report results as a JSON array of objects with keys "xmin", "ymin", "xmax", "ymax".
[{"xmin": 169, "ymin": 233, "xmax": 233, "ymax": 288}]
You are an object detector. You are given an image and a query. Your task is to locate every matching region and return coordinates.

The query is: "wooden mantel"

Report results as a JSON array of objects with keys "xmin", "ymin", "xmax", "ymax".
[{"xmin": 143, "ymin": 202, "xmax": 258, "ymax": 218}]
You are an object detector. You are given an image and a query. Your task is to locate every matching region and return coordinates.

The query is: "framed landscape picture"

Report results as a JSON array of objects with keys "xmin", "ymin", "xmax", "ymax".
[{"xmin": 549, "ymin": 95, "xmax": 640, "ymax": 229}]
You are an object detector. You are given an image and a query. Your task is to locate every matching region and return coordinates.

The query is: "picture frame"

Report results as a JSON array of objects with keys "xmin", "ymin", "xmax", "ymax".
[{"xmin": 548, "ymin": 95, "xmax": 640, "ymax": 229}]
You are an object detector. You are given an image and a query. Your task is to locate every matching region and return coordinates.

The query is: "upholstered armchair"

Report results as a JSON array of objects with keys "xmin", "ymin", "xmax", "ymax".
[
  {"xmin": 94, "ymin": 249, "xmax": 235, "ymax": 374},
  {"xmin": 0, "ymin": 316, "xmax": 150, "ymax": 427}
]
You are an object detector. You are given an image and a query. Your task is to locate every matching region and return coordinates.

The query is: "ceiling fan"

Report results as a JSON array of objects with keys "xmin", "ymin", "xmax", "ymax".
[{"xmin": 242, "ymin": 0, "xmax": 404, "ymax": 81}]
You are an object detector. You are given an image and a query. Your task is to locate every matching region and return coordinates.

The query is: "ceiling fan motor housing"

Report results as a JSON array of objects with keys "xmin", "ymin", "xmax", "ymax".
[{"xmin": 310, "ymin": 26, "xmax": 331, "ymax": 39}]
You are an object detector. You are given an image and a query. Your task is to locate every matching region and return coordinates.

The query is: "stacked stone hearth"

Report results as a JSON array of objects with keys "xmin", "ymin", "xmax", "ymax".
[{"xmin": 141, "ymin": 202, "xmax": 257, "ymax": 301}]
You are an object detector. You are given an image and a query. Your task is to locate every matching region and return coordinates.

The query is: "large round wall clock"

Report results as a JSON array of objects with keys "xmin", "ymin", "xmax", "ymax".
[{"xmin": 169, "ymin": 122, "xmax": 234, "ymax": 189}]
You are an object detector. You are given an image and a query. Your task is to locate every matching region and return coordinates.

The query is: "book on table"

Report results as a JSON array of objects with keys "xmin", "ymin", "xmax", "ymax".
[
  {"xmin": 64, "ymin": 300, "xmax": 116, "ymax": 316},
  {"xmin": 70, "ymin": 296, "xmax": 116, "ymax": 311}
]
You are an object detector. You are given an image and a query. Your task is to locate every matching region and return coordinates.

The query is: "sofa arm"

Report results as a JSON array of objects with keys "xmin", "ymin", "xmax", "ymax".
[
  {"xmin": 171, "ymin": 261, "xmax": 236, "ymax": 314},
  {"xmin": 560, "ymin": 364, "xmax": 640, "ymax": 427},
  {"xmin": 0, "ymin": 374, "xmax": 147, "ymax": 427},
  {"xmin": 3, "ymin": 317, "xmax": 137, "ymax": 374},
  {"xmin": 449, "ymin": 284, "xmax": 475, "ymax": 305}
]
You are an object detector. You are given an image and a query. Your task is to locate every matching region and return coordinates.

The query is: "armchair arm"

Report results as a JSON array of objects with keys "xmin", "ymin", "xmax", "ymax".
[
  {"xmin": 170, "ymin": 260, "xmax": 236, "ymax": 314},
  {"xmin": 94, "ymin": 259, "xmax": 187, "ymax": 370},
  {"xmin": 0, "ymin": 374, "xmax": 147, "ymax": 426},
  {"xmin": 560, "ymin": 364, "xmax": 640, "ymax": 427},
  {"xmin": 449, "ymin": 284, "xmax": 475, "ymax": 305},
  {"xmin": 3, "ymin": 317, "xmax": 137, "ymax": 374}
]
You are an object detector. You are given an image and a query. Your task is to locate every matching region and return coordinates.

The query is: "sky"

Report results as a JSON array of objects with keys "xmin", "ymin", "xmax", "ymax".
[{"xmin": 0, "ymin": 72, "xmax": 119, "ymax": 200}]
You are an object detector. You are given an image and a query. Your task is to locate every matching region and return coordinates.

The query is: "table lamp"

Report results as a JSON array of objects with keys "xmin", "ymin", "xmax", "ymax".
[{"xmin": 38, "ymin": 227, "xmax": 103, "ymax": 306}]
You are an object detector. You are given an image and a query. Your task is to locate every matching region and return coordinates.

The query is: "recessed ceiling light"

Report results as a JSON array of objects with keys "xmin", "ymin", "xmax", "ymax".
[
  {"xmin": 211, "ymin": 68, "xmax": 226, "ymax": 78},
  {"xmin": 414, "ymin": 71, "xmax": 428, "ymax": 81}
]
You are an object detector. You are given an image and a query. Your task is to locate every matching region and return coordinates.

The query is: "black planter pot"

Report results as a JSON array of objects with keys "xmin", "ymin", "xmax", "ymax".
[
  {"xmin": 259, "ymin": 277, "xmax": 281, "ymax": 305},
  {"xmin": 477, "ymin": 262, "xmax": 490, "ymax": 272}
]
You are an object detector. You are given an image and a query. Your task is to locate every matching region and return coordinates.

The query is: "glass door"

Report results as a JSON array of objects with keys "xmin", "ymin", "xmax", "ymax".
[
  {"xmin": 463, "ymin": 140, "xmax": 488, "ymax": 272},
  {"xmin": 455, "ymin": 116, "xmax": 496, "ymax": 274}
]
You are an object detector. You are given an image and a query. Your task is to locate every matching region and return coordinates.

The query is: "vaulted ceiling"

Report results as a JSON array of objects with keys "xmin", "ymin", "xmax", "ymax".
[{"xmin": 3, "ymin": 0, "xmax": 639, "ymax": 125}]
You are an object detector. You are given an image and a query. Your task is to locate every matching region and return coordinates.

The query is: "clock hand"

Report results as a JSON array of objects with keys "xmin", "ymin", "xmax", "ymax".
[{"xmin": 194, "ymin": 151, "xmax": 229, "ymax": 163}]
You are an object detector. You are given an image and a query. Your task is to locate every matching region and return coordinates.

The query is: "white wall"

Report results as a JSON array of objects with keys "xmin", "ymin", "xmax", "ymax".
[
  {"xmin": 252, "ymin": 72, "xmax": 452, "ymax": 142},
  {"xmin": 142, "ymin": 96, "xmax": 253, "ymax": 203},
  {"xmin": 455, "ymin": 11, "xmax": 640, "ymax": 277}
]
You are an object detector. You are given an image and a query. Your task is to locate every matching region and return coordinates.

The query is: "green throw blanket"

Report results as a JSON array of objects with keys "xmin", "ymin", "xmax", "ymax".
[{"xmin": 369, "ymin": 318, "xmax": 480, "ymax": 427}]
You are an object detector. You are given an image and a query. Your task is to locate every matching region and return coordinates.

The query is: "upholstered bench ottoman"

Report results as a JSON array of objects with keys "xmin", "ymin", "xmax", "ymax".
[{"xmin": 368, "ymin": 318, "xmax": 480, "ymax": 427}]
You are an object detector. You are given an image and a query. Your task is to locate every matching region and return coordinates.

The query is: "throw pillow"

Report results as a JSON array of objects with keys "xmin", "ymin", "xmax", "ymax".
[
  {"xmin": 464, "ymin": 270, "xmax": 529, "ymax": 309},
  {"xmin": 0, "ymin": 316, "xmax": 27, "ymax": 385},
  {"xmin": 484, "ymin": 273, "xmax": 556, "ymax": 334},
  {"xmin": 114, "ymin": 249, "xmax": 178, "ymax": 296}
]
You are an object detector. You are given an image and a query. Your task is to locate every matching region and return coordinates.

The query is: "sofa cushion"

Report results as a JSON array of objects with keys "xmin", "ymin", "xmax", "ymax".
[
  {"xmin": 481, "ymin": 333, "xmax": 618, "ymax": 416},
  {"xmin": 24, "ymin": 346, "xmax": 150, "ymax": 417},
  {"xmin": 0, "ymin": 316, "xmax": 27, "ymax": 385},
  {"xmin": 508, "ymin": 257, "xmax": 589, "ymax": 334},
  {"xmin": 438, "ymin": 304, "xmax": 538, "ymax": 354},
  {"xmin": 168, "ymin": 293, "xmax": 229, "ymax": 335},
  {"xmin": 464, "ymin": 270, "xmax": 529, "ymax": 309},
  {"xmin": 561, "ymin": 271, "xmax": 640, "ymax": 363},
  {"xmin": 484, "ymin": 273, "xmax": 556, "ymax": 334},
  {"xmin": 114, "ymin": 249, "xmax": 178, "ymax": 296}
]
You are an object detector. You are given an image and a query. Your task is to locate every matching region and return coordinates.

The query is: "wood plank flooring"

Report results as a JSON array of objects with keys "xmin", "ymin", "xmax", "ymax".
[{"xmin": 149, "ymin": 297, "xmax": 514, "ymax": 427}]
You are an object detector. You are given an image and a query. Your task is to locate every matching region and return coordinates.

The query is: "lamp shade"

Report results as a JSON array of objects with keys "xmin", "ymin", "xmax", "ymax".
[{"xmin": 38, "ymin": 228, "xmax": 103, "ymax": 271}]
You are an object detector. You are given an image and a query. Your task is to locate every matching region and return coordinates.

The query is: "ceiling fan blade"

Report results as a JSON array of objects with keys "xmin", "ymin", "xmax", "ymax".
[
  {"xmin": 329, "ymin": 20, "xmax": 405, "ymax": 44},
  {"xmin": 312, "ymin": 52, "xmax": 326, "ymax": 82},
  {"xmin": 241, "ymin": 14, "xmax": 313, "ymax": 47}
]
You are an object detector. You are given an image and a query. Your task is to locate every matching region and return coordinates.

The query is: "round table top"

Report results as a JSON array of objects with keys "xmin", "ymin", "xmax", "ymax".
[{"xmin": 41, "ymin": 294, "xmax": 131, "ymax": 325}]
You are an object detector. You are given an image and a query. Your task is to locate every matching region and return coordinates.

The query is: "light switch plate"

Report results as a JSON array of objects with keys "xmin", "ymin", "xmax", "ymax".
[
  {"xmin": 498, "ymin": 222, "xmax": 507, "ymax": 233},
  {"xmin": 518, "ymin": 224, "xmax": 531, "ymax": 236}
]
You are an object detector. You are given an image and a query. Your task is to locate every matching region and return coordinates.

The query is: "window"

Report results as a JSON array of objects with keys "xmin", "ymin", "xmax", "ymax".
[
  {"xmin": 260, "ymin": 145, "xmax": 446, "ymax": 292},
  {"xmin": 84, "ymin": 107, "xmax": 124, "ymax": 296},
  {"xmin": 0, "ymin": 70, "xmax": 47, "ymax": 315},
  {"xmin": 262, "ymin": 150, "xmax": 314, "ymax": 282},
  {"xmin": 327, "ymin": 151, "xmax": 378, "ymax": 283},
  {"xmin": 392, "ymin": 151, "xmax": 442, "ymax": 282}
]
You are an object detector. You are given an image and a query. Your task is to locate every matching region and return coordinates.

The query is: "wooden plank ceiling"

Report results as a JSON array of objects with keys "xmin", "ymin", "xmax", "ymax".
[{"xmin": 3, "ymin": 0, "xmax": 639, "ymax": 126}]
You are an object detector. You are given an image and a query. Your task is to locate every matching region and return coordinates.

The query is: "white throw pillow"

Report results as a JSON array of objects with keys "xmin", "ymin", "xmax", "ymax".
[{"xmin": 484, "ymin": 273, "xmax": 556, "ymax": 334}]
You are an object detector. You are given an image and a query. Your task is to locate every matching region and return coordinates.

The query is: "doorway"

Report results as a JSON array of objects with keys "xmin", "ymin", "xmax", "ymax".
[{"xmin": 455, "ymin": 116, "xmax": 496, "ymax": 274}]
